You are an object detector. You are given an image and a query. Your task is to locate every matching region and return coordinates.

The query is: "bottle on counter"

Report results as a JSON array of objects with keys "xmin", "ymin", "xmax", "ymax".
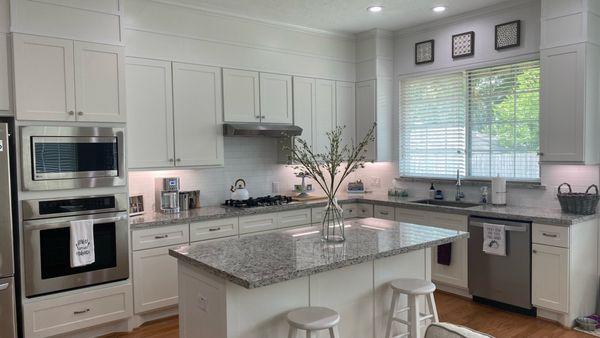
[
  {"xmin": 480, "ymin": 186, "xmax": 489, "ymax": 204},
  {"xmin": 429, "ymin": 183, "xmax": 436, "ymax": 199}
]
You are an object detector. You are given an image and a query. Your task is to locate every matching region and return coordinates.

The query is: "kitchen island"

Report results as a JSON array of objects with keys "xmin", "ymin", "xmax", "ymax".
[{"xmin": 169, "ymin": 218, "xmax": 468, "ymax": 338}]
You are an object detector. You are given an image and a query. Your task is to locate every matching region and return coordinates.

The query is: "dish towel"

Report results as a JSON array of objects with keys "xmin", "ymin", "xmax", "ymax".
[
  {"xmin": 70, "ymin": 219, "xmax": 95, "ymax": 268},
  {"xmin": 482, "ymin": 223, "xmax": 506, "ymax": 256},
  {"xmin": 437, "ymin": 243, "xmax": 452, "ymax": 265}
]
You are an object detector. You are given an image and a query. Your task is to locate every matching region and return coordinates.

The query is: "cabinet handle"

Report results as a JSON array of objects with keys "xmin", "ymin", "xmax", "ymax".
[
  {"xmin": 0, "ymin": 283, "xmax": 8, "ymax": 290},
  {"xmin": 154, "ymin": 234, "xmax": 168, "ymax": 239},
  {"xmin": 208, "ymin": 227, "xmax": 221, "ymax": 232},
  {"xmin": 537, "ymin": 152, "xmax": 544, "ymax": 156},
  {"xmin": 260, "ymin": 115, "xmax": 266, "ymax": 119},
  {"xmin": 77, "ymin": 111, "xmax": 84, "ymax": 116},
  {"xmin": 176, "ymin": 158, "xmax": 181, "ymax": 162},
  {"xmin": 541, "ymin": 232, "xmax": 558, "ymax": 238},
  {"xmin": 255, "ymin": 116, "xmax": 260, "ymax": 119},
  {"xmin": 532, "ymin": 250, "xmax": 537, "ymax": 254},
  {"xmin": 74, "ymin": 308, "xmax": 90, "ymax": 315},
  {"xmin": 379, "ymin": 211, "xmax": 389, "ymax": 215},
  {"xmin": 68, "ymin": 110, "xmax": 75, "ymax": 116}
]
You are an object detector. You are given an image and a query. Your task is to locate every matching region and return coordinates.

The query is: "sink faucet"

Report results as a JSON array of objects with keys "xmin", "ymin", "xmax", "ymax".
[{"xmin": 455, "ymin": 169, "xmax": 465, "ymax": 201}]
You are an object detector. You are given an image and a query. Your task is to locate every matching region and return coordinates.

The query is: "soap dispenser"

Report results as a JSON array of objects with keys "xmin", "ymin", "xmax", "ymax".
[{"xmin": 429, "ymin": 183, "xmax": 435, "ymax": 199}]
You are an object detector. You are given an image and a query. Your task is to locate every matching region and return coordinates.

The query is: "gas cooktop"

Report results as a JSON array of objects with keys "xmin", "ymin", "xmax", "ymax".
[{"xmin": 224, "ymin": 195, "xmax": 294, "ymax": 208}]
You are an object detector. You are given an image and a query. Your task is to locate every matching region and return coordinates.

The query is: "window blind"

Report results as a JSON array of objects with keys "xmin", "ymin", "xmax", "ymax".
[
  {"xmin": 400, "ymin": 73, "xmax": 466, "ymax": 178},
  {"xmin": 467, "ymin": 60, "xmax": 540, "ymax": 180}
]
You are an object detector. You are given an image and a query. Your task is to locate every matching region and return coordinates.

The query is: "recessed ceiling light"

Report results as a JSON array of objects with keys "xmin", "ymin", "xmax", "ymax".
[
  {"xmin": 367, "ymin": 5, "xmax": 384, "ymax": 13},
  {"xmin": 432, "ymin": 6, "xmax": 447, "ymax": 13}
]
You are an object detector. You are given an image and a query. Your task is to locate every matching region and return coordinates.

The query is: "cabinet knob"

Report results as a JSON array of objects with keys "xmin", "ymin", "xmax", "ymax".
[
  {"xmin": 260, "ymin": 115, "xmax": 266, "ymax": 119},
  {"xmin": 169, "ymin": 158, "xmax": 174, "ymax": 162},
  {"xmin": 532, "ymin": 249, "xmax": 537, "ymax": 254},
  {"xmin": 176, "ymin": 158, "xmax": 181, "ymax": 162},
  {"xmin": 255, "ymin": 116, "xmax": 260, "ymax": 119},
  {"xmin": 68, "ymin": 111, "xmax": 75, "ymax": 116},
  {"xmin": 77, "ymin": 111, "xmax": 84, "ymax": 116}
]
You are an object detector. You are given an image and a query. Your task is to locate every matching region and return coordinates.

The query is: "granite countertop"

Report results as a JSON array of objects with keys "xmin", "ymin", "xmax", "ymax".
[
  {"xmin": 169, "ymin": 218, "xmax": 468, "ymax": 289},
  {"xmin": 130, "ymin": 193, "xmax": 598, "ymax": 229}
]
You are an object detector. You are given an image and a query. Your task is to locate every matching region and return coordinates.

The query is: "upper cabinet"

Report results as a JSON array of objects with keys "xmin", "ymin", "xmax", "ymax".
[
  {"xmin": 126, "ymin": 57, "xmax": 224, "ymax": 169},
  {"xmin": 0, "ymin": 33, "xmax": 9, "ymax": 112},
  {"xmin": 259, "ymin": 73, "xmax": 293, "ymax": 124},
  {"xmin": 336, "ymin": 81, "xmax": 356, "ymax": 149},
  {"xmin": 292, "ymin": 76, "xmax": 316, "ymax": 147},
  {"xmin": 223, "ymin": 69, "xmax": 260, "ymax": 123},
  {"xmin": 12, "ymin": 34, "xmax": 126, "ymax": 122},
  {"xmin": 314, "ymin": 79, "xmax": 336, "ymax": 154},
  {"xmin": 356, "ymin": 79, "xmax": 393, "ymax": 162},
  {"xmin": 356, "ymin": 80, "xmax": 377, "ymax": 160},
  {"xmin": 223, "ymin": 68, "xmax": 293, "ymax": 124}
]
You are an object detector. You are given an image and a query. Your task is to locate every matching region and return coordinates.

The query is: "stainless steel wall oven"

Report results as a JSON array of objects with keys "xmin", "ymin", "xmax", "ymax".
[{"xmin": 20, "ymin": 126, "xmax": 125, "ymax": 191}]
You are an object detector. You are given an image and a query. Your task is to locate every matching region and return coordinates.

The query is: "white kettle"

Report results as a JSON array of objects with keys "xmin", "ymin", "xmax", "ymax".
[{"xmin": 230, "ymin": 179, "xmax": 250, "ymax": 200}]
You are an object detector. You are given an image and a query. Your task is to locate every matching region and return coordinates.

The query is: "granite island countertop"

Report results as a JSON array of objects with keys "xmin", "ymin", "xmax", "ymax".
[
  {"xmin": 169, "ymin": 217, "xmax": 468, "ymax": 289},
  {"xmin": 130, "ymin": 193, "xmax": 598, "ymax": 229}
]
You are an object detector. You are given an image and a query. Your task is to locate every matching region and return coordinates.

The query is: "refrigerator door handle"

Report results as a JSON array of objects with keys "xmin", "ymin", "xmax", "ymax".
[{"xmin": 0, "ymin": 282, "xmax": 9, "ymax": 290}]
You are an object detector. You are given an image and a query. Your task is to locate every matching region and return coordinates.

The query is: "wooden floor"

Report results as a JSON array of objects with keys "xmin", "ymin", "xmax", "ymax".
[{"xmin": 108, "ymin": 291, "xmax": 590, "ymax": 338}]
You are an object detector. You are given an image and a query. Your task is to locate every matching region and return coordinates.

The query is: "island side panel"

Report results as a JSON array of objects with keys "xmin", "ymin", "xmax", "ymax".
[
  {"xmin": 178, "ymin": 261, "xmax": 227, "ymax": 338},
  {"xmin": 309, "ymin": 261, "xmax": 374, "ymax": 338},
  {"xmin": 374, "ymin": 248, "xmax": 429, "ymax": 338},
  {"xmin": 225, "ymin": 277, "xmax": 309, "ymax": 338}
]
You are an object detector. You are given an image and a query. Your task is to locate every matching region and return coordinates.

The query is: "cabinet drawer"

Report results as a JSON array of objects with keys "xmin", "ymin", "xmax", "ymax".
[
  {"xmin": 342, "ymin": 203, "xmax": 358, "ymax": 219},
  {"xmin": 239, "ymin": 213, "xmax": 279, "ymax": 234},
  {"xmin": 395, "ymin": 207, "xmax": 427, "ymax": 224},
  {"xmin": 428, "ymin": 212, "xmax": 468, "ymax": 231},
  {"xmin": 279, "ymin": 209, "xmax": 312, "ymax": 228},
  {"xmin": 312, "ymin": 207, "xmax": 325, "ymax": 224},
  {"xmin": 190, "ymin": 218, "xmax": 238, "ymax": 242},
  {"xmin": 357, "ymin": 203, "xmax": 373, "ymax": 218},
  {"xmin": 23, "ymin": 284, "xmax": 132, "ymax": 338},
  {"xmin": 533, "ymin": 223, "xmax": 569, "ymax": 248},
  {"xmin": 132, "ymin": 224, "xmax": 189, "ymax": 251},
  {"xmin": 374, "ymin": 205, "xmax": 395, "ymax": 220}
]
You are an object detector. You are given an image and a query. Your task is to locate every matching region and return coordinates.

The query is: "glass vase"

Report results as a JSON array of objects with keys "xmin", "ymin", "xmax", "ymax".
[{"xmin": 321, "ymin": 197, "xmax": 345, "ymax": 242}]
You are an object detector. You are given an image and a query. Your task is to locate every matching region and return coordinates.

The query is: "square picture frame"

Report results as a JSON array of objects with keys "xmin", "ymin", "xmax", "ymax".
[
  {"xmin": 452, "ymin": 31, "xmax": 475, "ymax": 59},
  {"xmin": 415, "ymin": 39, "xmax": 434, "ymax": 64},
  {"xmin": 495, "ymin": 20, "xmax": 521, "ymax": 50}
]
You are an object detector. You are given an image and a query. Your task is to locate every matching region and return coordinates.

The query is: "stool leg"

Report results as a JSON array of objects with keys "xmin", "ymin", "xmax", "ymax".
[
  {"xmin": 409, "ymin": 295, "xmax": 421, "ymax": 338},
  {"xmin": 306, "ymin": 330, "xmax": 316, "ymax": 338},
  {"xmin": 288, "ymin": 326, "xmax": 297, "ymax": 338},
  {"xmin": 329, "ymin": 325, "xmax": 340, "ymax": 338},
  {"xmin": 385, "ymin": 290, "xmax": 399, "ymax": 338},
  {"xmin": 427, "ymin": 293, "xmax": 439, "ymax": 323}
]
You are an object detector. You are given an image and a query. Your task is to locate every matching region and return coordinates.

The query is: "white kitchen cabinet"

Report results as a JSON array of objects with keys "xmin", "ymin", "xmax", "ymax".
[
  {"xmin": 356, "ymin": 80, "xmax": 376, "ymax": 160},
  {"xmin": 314, "ymin": 79, "xmax": 336, "ymax": 154},
  {"xmin": 342, "ymin": 203, "xmax": 358, "ymax": 219},
  {"xmin": 532, "ymin": 243, "xmax": 569, "ymax": 313},
  {"xmin": 279, "ymin": 209, "xmax": 312, "ymax": 228},
  {"xmin": 190, "ymin": 218, "xmax": 238, "ymax": 242},
  {"xmin": 292, "ymin": 76, "xmax": 316, "ymax": 147},
  {"xmin": 0, "ymin": 33, "xmax": 9, "ymax": 112},
  {"xmin": 540, "ymin": 43, "xmax": 600, "ymax": 164},
  {"xmin": 373, "ymin": 205, "xmax": 395, "ymax": 220},
  {"xmin": 73, "ymin": 41, "xmax": 126, "ymax": 122},
  {"xmin": 13, "ymin": 34, "xmax": 76, "ymax": 121},
  {"xmin": 260, "ymin": 73, "xmax": 293, "ymax": 124},
  {"xmin": 133, "ymin": 245, "xmax": 180, "ymax": 314},
  {"xmin": 336, "ymin": 81, "xmax": 356, "ymax": 148},
  {"xmin": 173, "ymin": 63, "xmax": 224, "ymax": 167},
  {"xmin": 239, "ymin": 213, "xmax": 279, "ymax": 234},
  {"xmin": 357, "ymin": 203, "xmax": 373, "ymax": 218},
  {"xmin": 223, "ymin": 68, "xmax": 260, "ymax": 123},
  {"xmin": 13, "ymin": 34, "xmax": 125, "ymax": 122},
  {"xmin": 131, "ymin": 223, "xmax": 189, "ymax": 251},
  {"xmin": 126, "ymin": 58, "xmax": 175, "ymax": 169}
]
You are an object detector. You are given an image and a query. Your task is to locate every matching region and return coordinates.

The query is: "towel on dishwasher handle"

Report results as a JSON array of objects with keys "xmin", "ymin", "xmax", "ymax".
[
  {"xmin": 70, "ymin": 219, "xmax": 95, "ymax": 267},
  {"xmin": 482, "ymin": 223, "xmax": 506, "ymax": 256}
]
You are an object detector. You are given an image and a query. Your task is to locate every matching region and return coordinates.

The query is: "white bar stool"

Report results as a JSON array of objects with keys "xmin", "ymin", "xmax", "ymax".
[
  {"xmin": 384, "ymin": 278, "xmax": 439, "ymax": 338},
  {"xmin": 287, "ymin": 306, "xmax": 341, "ymax": 338}
]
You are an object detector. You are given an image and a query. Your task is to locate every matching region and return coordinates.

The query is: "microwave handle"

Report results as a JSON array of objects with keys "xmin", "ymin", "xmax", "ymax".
[{"xmin": 23, "ymin": 212, "xmax": 128, "ymax": 231}]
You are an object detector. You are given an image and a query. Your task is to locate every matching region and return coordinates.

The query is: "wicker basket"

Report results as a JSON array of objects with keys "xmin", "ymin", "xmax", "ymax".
[{"xmin": 557, "ymin": 183, "xmax": 600, "ymax": 215}]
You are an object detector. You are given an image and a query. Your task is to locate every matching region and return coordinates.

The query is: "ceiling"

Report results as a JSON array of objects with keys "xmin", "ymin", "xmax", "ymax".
[{"xmin": 172, "ymin": 0, "xmax": 516, "ymax": 34}]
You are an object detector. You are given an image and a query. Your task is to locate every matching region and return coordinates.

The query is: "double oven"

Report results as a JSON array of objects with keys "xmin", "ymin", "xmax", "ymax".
[{"xmin": 19, "ymin": 126, "xmax": 129, "ymax": 297}]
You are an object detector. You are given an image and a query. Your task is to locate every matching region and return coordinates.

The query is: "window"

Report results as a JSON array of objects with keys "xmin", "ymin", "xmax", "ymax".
[{"xmin": 400, "ymin": 60, "xmax": 540, "ymax": 180}]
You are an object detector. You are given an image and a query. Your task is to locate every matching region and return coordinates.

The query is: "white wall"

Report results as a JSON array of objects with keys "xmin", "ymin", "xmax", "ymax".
[{"xmin": 123, "ymin": 0, "xmax": 356, "ymax": 81}]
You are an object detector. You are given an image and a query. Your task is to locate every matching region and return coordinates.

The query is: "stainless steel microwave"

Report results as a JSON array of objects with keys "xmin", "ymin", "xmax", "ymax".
[{"xmin": 20, "ymin": 126, "xmax": 126, "ymax": 191}]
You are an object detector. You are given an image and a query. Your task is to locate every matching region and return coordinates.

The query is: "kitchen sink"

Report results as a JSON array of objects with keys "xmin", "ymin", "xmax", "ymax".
[{"xmin": 411, "ymin": 199, "xmax": 481, "ymax": 208}]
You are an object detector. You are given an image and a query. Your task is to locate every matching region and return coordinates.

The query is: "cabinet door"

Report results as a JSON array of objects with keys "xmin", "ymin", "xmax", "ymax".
[
  {"xmin": 279, "ymin": 209, "xmax": 311, "ymax": 228},
  {"xmin": 532, "ymin": 244, "xmax": 569, "ymax": 313},
  {"xmin": 373, "ymin": 205, "xmax": 395, "ymax": 220},
  {"xmin": 540, "ymin": 44, "xmax": 585, "ymax": 162},
  {"xmin": 0, "ymin": 34, "xmax": 9, "ymax": 111},
  {"xmin": 223, "ymin": 69, "xmax": 260, "ymax": 123},
  {"xmin": 292, "ymin": 77, "xmax": 316, "ymax": 147},
  {"xmin": 260, "ymin": 73, "xmax": 292, "ymax": 124},
  {"xmin": 133, "ymin": 246, "xmax": 180, "ymax": 314},
  {"xmin": 73, "ymin": 42, "xmax": 126, "ymax": 122},
  {"xmin": 13, "ymin": 34, "xmax": 75, "ymax": 121},
  {"xmin": 428, "ymin": 212, "xmax": 469, "ymax": 288},
  {"xmin": 314, "ymin": 79, "xmax": 335, "ymax": 154},
  {"xmin": 336, "ymin": 81, "xmax": 356, "ymax": 149},
  {"xmin": 173, "ymin": 63, "xmax": 224, "ymax": 167},
  {"xmin": 356, "ymin": 80, "xmax": 376, "ymax": 160},
  {"xmin": 125, "ymin": 58, "xmax": 175, "ymax": 169}
]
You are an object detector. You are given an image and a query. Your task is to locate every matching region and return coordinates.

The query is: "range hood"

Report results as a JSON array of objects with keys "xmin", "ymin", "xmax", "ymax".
[{"xmin": 223, "ymin": 123, "xmax": 302, "ymax": 138}]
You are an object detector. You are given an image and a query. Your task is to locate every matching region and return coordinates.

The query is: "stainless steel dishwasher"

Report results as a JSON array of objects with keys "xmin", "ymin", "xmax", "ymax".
[{"xmin": 468, "ymin": 216, "xmax": 534, "ymax": 314}]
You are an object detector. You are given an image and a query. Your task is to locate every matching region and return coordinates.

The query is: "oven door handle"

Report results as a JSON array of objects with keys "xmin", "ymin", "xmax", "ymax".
[{"xmin": 23, "ymin": 212, "xmax": 128, "ymax": 230}]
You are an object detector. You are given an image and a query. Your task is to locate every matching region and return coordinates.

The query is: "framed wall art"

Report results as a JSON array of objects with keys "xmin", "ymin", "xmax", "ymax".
[
  {"xmin": 415, "ymin": 39, "xmax": 434, "ymax": 64},
  {"xmin": 495, "ymin": 20, "xmax": 521, "ymax": 50},
  {"xmin": 452, "ymin": 31, "xmax": 475, "ymax": 58}
]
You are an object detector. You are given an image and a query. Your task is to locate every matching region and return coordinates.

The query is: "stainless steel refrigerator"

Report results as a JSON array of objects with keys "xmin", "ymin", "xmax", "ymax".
[{"xmin": 0, "ymin": 121, "xmax": 17, "ymax": 338}]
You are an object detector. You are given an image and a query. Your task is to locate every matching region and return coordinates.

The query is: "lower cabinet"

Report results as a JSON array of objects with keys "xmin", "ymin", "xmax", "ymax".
[
  {"xmin": 239, "ymin": 213, "xmax": 279, "ymax": 234},
  {"xmin": 133, "ymin": 246, "xmax": 180, "ymax": 314},
  {"xmin": 531, "ymin": 243, "xmax": 569, "ymax": 313},
  {"xmin": 373, "ymin": 205, "xmax": 395, "ymax": 220}
]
